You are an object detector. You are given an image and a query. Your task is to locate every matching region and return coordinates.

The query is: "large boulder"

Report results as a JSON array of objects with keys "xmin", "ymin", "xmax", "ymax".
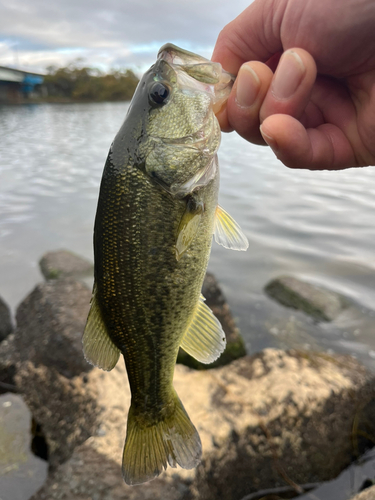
[
  {"xmin": 265, "ymin": 275, "xmax": 348, "ymax": 321},
  {"xmin": 14, "ymin": 278, "xmax": 92, "ymax": 378},
  {"xmin": 30, "ymin": 361, "xmax": 185, "ymax": 500},
  {"xmin": 31, "ymin": 441, "xmax": 184, "ymax": 500},
  {"xmin": 4, "ymin": 274, "xmax": 95, "ymax": 467},
  {"xmin": 31, "ymin": 349, "xmax": 375, "ymax": 500},
  {"xmin": 39, "ymin": 250, "xmax": 93, "ymax": 281},
  {"xmin": 0, "ymin": 295, "xmax": 13, "ymax": 341},
  {"xmin": 8, "ymin": 278, "xmax": 96, "ymax": 468},
  {"xmin": 284, "ymin": 437, "xmax": 375, "ymax": 500},
  {"xmin": 15, "ymin": 361, "xmax": 100, "ymax": 469},
  {"xmin": 188, "ymin": 350, "xmax": 374, "ymax": 500}
]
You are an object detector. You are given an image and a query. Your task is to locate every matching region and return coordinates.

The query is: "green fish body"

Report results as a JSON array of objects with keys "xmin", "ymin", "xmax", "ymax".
[{"xmin": 83, "ymin": 44, "xmax": 248, "ymax": 485}]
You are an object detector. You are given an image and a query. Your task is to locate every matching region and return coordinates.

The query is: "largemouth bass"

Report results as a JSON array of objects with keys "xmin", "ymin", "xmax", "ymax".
[{"xmin": 82, "ymin": 44, "xmax": 248, "ymax": 485}]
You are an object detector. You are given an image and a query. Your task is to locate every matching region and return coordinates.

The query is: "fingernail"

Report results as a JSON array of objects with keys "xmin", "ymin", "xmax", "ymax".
[
  {"xmin": 236, "ymin": 64, "xmax": 260, "ymax": 107},
  {"xmin": 272, "ymin": 50, "xmax": 305, "ymax": 100},
  {"xmin": 260, "ymin": 124, "xmax": 278, "ymax": 150}
]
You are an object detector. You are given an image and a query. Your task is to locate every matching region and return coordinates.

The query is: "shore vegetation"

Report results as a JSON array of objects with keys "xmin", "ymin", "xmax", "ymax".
[{"xmin": 41, "ymin": 63, "xmax": 139, "ymax": 102}]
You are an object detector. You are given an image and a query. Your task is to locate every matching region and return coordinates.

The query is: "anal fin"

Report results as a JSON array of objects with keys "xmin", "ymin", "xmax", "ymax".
[
  {"xmin": 82, "ymin": 283, "xmax": 120, "ymax": 371},
  {"xmin": 214, "ymin": 205, "xmax": 249, "ymax": 251},
  {"xmin": 180, "ymin": 296, "xmax": 226, "ymax": 364}
]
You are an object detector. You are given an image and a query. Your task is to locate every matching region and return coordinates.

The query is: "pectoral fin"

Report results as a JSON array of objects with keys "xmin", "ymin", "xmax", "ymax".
[
  {"xmin": 82, "ymin": 284, "xmax": 120, "ymax": 371},
  {"xmin": 180, "ymin": 296, "xmax": 226, "ymax": 364},
  {"xmin": 176, "ymin": 199, "xmax": 204, "ymax": 261},
  {"xmin": 214, "ymin": 205, "xmax": 249, "ymax": 251}
]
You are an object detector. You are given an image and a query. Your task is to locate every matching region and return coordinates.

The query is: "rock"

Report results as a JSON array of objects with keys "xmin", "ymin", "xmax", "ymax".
[
  {"xmin": 15, "ymin": 361, "xmax": 100, "ymax": 469},
  {"xmin": 39, "ymin": 250, "xmax": 93, "ymax": 280},
  {"xmin": 14, "ymin": 279, "xmax": 92, "ymax": 378},
  {"xmin": 265, "ymin": 275, "xmax": 348, "ymax": 321},
  {"xmin": 202, "ymin": 272, "xmax": 242, "ymax": 343},
  {"xmin": 189, "ymin": 350, "xmax": 375, "ymax": 500},
  {"xmin": 295, "ymin": 446, "xmax": 375, "ymax": 500},
  {"xmin": 30, "ymin": 362, "xmax": 186, "ymax": 500},
  {"xmin": 30, "ymin": 349, "xmax": 375, "ymax": 500},
  {"xmin": 0, "ymin": 334, "xmax": 18, "ymax": 394},
  {"xmin": 0, "ymin": 393, "xmax": 48, "ymax": 500},
  {"xmin": 31, "ymin": 441, "xmax": 185, "ymax": 500},
  {"xmin": 37, "ymin": 251, "xmax": 245, "ymax": 368},
  {"xmin": 177, "ymin": 272, "xmax": 246, "ymax": 369},
  {"xmin": 0, "ymin": 295, "xmax": 13, "ymax": 341},
  {"xmin": 10, "ymin": 278, "xmax": 96, "ymax": 468},
  {"xmin": 351, "ymin": 485, "xmax": 375, "ymax": 500}
]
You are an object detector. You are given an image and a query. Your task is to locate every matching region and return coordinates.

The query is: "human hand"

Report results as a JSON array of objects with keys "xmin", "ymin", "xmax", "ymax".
[{"xmin": 212, "ymin": 0, "xmax": 375, "ymax": 170}]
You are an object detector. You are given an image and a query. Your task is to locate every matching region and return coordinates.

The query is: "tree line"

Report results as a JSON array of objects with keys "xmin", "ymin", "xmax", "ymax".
[{"xmin": 43, "ymin": 64, "xmax": 139, "ymax": 102}]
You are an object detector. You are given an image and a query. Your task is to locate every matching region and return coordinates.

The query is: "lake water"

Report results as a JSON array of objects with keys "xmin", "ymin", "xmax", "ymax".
[{"xmin": 0, "ymin": 102, "xmax": 375, "ymax": 371}]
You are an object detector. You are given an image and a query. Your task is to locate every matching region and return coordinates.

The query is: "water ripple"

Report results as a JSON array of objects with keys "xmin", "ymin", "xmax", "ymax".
[{"xmin": 0, "ymin": 102, "xmax": 375, "ymax": 366}]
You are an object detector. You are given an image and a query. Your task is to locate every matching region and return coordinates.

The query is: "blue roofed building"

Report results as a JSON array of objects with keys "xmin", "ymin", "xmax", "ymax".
[{"xmin": 0, "ymin": 66, "xmax": 44, "ymax": 103}]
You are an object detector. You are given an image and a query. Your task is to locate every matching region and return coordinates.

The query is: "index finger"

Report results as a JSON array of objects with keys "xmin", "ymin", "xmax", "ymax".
[{"xmin": 212, "ymin": 0, "xmax": 285, "ymax": 74}]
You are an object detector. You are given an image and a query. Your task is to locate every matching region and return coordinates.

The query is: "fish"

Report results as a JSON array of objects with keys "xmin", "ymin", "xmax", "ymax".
[{"xmin": 82, "ymin": 43, "xmax": 248, "ymax": 485}]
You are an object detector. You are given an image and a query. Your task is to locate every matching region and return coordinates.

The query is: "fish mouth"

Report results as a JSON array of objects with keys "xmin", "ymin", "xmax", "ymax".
[
  {"xmin": 157, "ymin": 43, "xmax": 224, "ymax": 85},
  {"xmin": 158, "ymin": 43, "xmax": 234, "ymax": 115}
]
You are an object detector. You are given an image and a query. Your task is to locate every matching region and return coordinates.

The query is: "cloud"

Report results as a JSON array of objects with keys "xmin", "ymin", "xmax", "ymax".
[{"xmin": 0, "ymin": 0, "xmax": 251, "ymax": 73}]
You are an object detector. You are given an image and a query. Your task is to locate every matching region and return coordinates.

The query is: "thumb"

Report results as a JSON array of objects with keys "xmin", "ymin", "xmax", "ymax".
[{"xmin": 212, "ymin": 0, "xmax": 286, "ymax": 73}]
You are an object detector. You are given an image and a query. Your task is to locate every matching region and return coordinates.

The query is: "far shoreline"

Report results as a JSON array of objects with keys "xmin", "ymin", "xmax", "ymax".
[{"xmin": 0, "ymin": 97, "xmax": 132, "ymax": 106}]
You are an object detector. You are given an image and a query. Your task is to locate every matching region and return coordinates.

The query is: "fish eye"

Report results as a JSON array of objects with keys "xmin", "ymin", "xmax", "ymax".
[{"xmin": 149, "ymin": 82, "xmax": 170, "ymax": 106}]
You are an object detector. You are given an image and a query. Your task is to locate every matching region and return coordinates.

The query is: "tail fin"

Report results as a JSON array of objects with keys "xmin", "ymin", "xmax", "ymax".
[{"xmin": 122, "ymin": 391, "xmax": 202, "ymax": 485}]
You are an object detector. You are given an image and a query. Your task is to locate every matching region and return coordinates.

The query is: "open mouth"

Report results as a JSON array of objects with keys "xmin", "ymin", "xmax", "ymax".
[{"xmin": 158, "ymin": 43, "xmax": 234, "ymax": 115}]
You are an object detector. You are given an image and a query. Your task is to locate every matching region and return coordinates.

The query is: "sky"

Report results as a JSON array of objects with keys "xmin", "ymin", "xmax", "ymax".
[{"xmin": 0, "ymin": 0, "xmax": 252, "ymax": 75}]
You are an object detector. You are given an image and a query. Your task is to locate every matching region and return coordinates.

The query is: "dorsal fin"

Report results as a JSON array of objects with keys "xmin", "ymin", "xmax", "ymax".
[
  {"xmin": 214, "ymin": 205, "xmax": 249, "ymax": 251},
  {"xmin": 82, "ymin": 283, "xmax": 120, "ymax": 371},
  {"xmin": 180, "ymin": 296, "xmax": 226, "ymax": 364}
]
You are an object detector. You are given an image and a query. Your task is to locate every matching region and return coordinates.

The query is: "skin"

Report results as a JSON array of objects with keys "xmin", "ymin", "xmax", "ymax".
[{"xmin": 212, "ymin": 0, "xmax": 375, "ymax": 170}]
